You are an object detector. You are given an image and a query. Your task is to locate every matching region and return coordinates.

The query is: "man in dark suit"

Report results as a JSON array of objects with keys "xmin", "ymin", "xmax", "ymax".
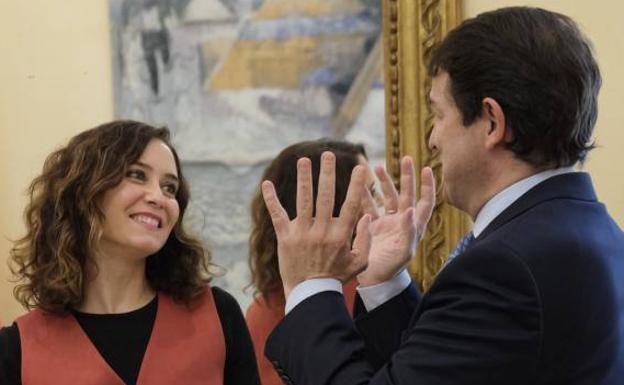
[{"xmin": 260, "ymin": 6, "xmax": 624, "ymax": 385}]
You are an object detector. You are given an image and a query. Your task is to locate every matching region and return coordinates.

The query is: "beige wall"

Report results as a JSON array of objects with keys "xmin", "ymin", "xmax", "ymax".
[
  {"xmin": 0, "ymin": 0, "xmax": 113, "ymax": 322},
  {"xmin": 1, "ymin": 0, "xmax": 623, "ymax": 322}
]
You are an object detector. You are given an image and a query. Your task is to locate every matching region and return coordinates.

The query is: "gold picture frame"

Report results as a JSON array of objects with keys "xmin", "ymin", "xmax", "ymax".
[{"xmin": 382, "ymin": 0, "xmax": 471, "ymax": 290}]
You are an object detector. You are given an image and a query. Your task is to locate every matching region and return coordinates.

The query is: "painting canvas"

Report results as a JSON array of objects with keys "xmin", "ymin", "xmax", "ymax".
[{"xmin": 109, "ymin": 0, "xmax": 385, "ymax": 308}]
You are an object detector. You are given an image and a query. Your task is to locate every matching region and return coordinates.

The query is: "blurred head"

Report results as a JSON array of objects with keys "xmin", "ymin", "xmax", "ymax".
[
  {"xmin": 249, "ymin": 139, "xmax": 369, "ymax": 302},
  {"xmin": 11, "ymin": 120, "xmax": 212, "ymax": 314}
]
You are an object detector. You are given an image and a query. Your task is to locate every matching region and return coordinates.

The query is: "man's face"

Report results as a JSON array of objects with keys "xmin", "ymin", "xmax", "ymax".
[{"xmin": 428, "ymin": 72, "xmax": 488, "ymax": 214}]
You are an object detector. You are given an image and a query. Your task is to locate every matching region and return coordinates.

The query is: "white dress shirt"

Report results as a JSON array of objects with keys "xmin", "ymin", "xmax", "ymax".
[{"xmin": 285, "ymin": 167, "xmax": 577, "ymax": 314}]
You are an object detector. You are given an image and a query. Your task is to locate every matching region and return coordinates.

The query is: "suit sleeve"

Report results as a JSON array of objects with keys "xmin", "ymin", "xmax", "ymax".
[
  {"xmin": 265, "ymin": 242, "xmax": 542, "ymax": 385},
  {"xmin": 353, "ymin": 285, "xmax": 420, "ymax": 369}
]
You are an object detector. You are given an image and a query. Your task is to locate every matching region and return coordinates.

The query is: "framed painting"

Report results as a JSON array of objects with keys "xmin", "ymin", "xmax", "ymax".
[
  {"xmin": 109, "ymin": 0, "xmax": 385, "ymax": 306},
  {"xmin": 382, "ymin": 0, "xmax": 471, "ymax": 290}
]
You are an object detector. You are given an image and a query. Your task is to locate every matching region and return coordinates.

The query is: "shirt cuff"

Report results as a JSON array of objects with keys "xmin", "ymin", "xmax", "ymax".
[
  {"xmin": 356, "ymin": 269, "xmax": 412, "ymax": 311},
  {"xmin": 285, "ymin": 278, "xmax": 343, "ymax": 314}
]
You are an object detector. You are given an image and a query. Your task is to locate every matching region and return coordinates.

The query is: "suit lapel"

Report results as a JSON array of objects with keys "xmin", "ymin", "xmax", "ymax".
[{"xmin": 406, "ymin": 172, "xmax": 597, "ymax": 330}]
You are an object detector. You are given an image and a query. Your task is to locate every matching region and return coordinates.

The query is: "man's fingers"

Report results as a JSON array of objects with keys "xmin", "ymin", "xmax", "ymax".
[
  {"xmin": 414, "ymin": 167, "xmax": 436, "ymax": 234},
  {"xmin": 375, "ymin": 165, "xmax": 399, "ymax": 213},
  {"xmin": 262, "ymin": 180, "xmax": 290, "ymax": 236},
  {"xmin": 398, "ymin": 156, "xmax": 416, "ymax": 211},
  {"xmin": 296, "ymin": 157, "xmax": 314, "ymax": 223},
  {"xmin": 351, "ymin": 214, "xmax": 372, "ymax": 275},
  {"xmin": 390, "ymin": 207, "xmax": 419, "ymax": 266},
  {"xmin": 339, "ymin": 165, "xmax": 368, "ymax": 230},
  {"xmin": 315, "ymin": 152, "xmax": 336, "ymax": 225},
  {"xmin": 361, "ymin": 188, "xmax": 380, "ymax": 221}
]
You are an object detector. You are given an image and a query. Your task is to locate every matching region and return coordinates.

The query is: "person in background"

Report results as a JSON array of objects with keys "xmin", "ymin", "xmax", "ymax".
[
  {"xmin": 0, "ymin": 120, "xmax": 259, "ymax": 385},
  {"xmin": 246, "ymin": 139, "xmax": 378, "ymax": 385}
]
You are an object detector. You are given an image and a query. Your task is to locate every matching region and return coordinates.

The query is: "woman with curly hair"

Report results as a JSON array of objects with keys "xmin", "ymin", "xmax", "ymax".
[
  {"xmin": 0, "ymin": 120, "xmax": 259, "ymax": 385},
  {"xmin": 245, "ymin": 139, "xmax": 378, "ymax": 385}
]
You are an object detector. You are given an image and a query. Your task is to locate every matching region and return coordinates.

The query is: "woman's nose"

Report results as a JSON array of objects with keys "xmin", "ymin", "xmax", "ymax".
[{"xmin": 144, "ymin": 184, "xmax": 165, "ymax": 208}]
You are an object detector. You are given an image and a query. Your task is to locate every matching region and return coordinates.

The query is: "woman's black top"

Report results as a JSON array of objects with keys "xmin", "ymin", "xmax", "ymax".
[{"xmin": 0, "ymin": 287, "xmax": 259, "ymax": 385}]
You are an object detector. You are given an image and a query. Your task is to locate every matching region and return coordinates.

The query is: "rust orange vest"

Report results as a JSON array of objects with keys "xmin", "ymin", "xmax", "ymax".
[
  {"xmin": 17, "ymin": 288, "xmax": 225, "ymax": 385},
  {"xmin": 245, "ymin": 279, "xmax": 358, "ymax": 385}
]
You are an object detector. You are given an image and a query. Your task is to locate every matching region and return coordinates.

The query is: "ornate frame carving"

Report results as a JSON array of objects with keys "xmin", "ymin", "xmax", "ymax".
[{"xmin": 382, "ymin": 0, "xmax": 470, "ymax": 290}]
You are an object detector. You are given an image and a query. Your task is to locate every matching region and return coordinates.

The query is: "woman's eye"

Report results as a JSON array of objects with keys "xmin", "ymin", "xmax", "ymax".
[
  {"xmin": 162, "ymin": 183, "xmax": 178, "ymax": 197},
  {"xmin": 126, "ymin": 169, "xmax": 146, "ymax": 180}
]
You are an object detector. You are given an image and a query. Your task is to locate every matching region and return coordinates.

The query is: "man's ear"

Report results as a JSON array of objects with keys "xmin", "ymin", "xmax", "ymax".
[{"xmin": 482, "ymin": 97, "xmax": 510, "ymax": 149}]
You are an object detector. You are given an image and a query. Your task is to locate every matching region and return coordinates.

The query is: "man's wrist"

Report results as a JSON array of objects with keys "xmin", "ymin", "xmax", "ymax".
[
  {"xmin": 358, "ymin": 268, "xmax": 401, "ymax": 287},
  {"xmin": 356, "ymin": 269, "xmax": 412, "ymax": 311},
  {"xmin": 285, "ymin": 278, "xmax": 343, "ymax": 314}
]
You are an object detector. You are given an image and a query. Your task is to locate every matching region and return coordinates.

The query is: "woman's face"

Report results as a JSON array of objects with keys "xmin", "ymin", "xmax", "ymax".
[{"xmin": 97, "ymin": 139, "xmax": 181, "ymax": 259}]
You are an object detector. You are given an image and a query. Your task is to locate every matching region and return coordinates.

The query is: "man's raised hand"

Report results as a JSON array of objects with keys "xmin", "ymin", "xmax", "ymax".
[{"xmin": 261, "ymin": 151, "xmax": 372, "ymax": 298}]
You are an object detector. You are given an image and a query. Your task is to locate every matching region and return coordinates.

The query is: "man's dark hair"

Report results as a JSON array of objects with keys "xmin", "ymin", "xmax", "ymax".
[{"xmin": 428, "ymin": 6, "xmax": 601, "ymax": 167}]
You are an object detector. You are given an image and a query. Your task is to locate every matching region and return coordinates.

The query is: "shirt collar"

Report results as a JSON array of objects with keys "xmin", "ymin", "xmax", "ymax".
[{"xmin": 472, "ymin": 167, "xmax": 577, "ymax": 237}]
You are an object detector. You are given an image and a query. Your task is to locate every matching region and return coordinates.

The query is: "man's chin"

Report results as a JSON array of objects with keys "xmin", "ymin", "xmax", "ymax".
[{"xmin": 441, "ymin": 186, "xmax": 465, "ymax": 213}]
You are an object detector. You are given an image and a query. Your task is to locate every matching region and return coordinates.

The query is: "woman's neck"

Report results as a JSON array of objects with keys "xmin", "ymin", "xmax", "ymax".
[{"xmin": 78, "ymin": 254, "xmax": 156, "ymax": 314}]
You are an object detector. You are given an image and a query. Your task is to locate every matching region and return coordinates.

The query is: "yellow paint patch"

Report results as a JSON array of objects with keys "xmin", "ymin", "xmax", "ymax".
[
  {"xmin": 208, "ymin": 37, "xmax": 321, "ymax": 89},
  {"xmin": 201, "ymin": 39, "xmax": 235, "ymax": 75},
  {"xmin": 207, "ymin": 34, "xmax": 368, "ymax": 90},
  {"xmin": 254, "ymin": 0, "xmax": 364, "ymax": 20}
]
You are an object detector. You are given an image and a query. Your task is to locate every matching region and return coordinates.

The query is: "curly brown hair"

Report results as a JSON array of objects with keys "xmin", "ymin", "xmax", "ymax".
[
  {"xmin": 10, "ymin": 120, "xmax": 213, "ymax": 314},
  {"xmin": 248, "ymin": 139, "xmax": 366, "ymax": 304}
]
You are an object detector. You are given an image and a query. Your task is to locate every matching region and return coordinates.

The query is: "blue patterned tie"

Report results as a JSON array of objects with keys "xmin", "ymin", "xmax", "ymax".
[{"xmin": 444, "ymin": 232, "xmax": 475, "ymax": 267}]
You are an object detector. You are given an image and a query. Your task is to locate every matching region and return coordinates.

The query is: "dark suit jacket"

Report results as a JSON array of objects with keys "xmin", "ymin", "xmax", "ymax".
[{"xmin": 265, "ymin": 173, "xmax": 624, "ymax": 385}]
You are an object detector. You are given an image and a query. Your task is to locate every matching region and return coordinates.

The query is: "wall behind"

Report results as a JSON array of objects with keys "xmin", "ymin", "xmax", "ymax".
[
  {"xmin": 1, "ymin": 0, "xmax": 623, "ymax": 322},
  {"xmin": 0, "ymin": 0, "xmax": 113, "ymax": 322}
]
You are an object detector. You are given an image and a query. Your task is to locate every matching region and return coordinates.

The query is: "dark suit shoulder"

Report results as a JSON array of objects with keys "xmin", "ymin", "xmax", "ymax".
[
  {"xmin": 437, "ymin": 238, "xmax": 541, "ymax": 296},
  {"xmin": 0, "ymin": 323, "xmax": 21, "ymax": 385},
  {"xmin": 481, "ymin": 193, "xmax": 622, "ymax": 267},
  {"xmin": 449, "ymin": 200, "xmax": 624, "ymax": 384}
]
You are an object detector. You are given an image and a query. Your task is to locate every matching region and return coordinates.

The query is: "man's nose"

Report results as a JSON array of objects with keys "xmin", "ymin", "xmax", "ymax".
[{"xmin": 428, "ymin": 130, "xmax": 438, "ymax": 152}]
